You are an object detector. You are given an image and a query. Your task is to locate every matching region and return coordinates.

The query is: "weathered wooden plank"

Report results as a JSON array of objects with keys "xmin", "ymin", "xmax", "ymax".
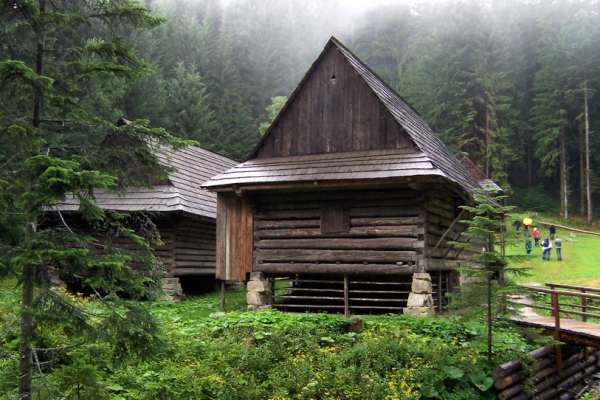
[
  {"xmin": 257, "ymin": 225, "xmax": 422, "ymax": 239},
  {"xmin": 257, "ymin": 263, "xmax": 415, "ymax": 274},
  {"xmin": 426, "ymin": 258, "xmax": 460, "ymax": 270},
  {"xmin": 172, "ymin": 242, "xmax": 216, "ymax": 251},
  {"xmin": 215, "ymin": 193, "xmax": 228, "ymax": 280},
  {"xmin": 174, "ymin": 261, "xmax": 216, "ymax": 268},
  {"xmin": 320, "ymin": 50, "xmax": 333, "ymax": 152},
  {"xmin": 425, "ymin": 204, "xmax": 456, "ymax": 220},
  {"xmin": 257, "ymin": 209, "xmax": 321, "ymax": 220},
  {"xmin": 296, "ymin": 78, "xmax": 308, "ymax": 155},
  {"xmin": 256, "ymin": 249, "xmax": 417, "ymax": 263},
  {"xmin": 257, "ymin": 219, "xmax": 320, "ymax": 229},
  {"xmin": 281, "ymin": 101, "xmax": 293, "ymax": 155},
  {"xmin": 174, "ymin": 268, "xmax": 215, "ymax": 275},
  {"xmin": 257, "ymin": 237, "xmax": 420, "ymax": 250},
  {"xmin": 175, "ymin": 255, "xmax": 215, "ymax": 262},
  {"xmin": 427, "ymin": 213, "xmax": 454, "ymax": 227},
  {"xmin": 254, "ymin": 188, "xmax": 420, "ymax": 204},
  {"xmin": 351, "ymin": 216, "xmax": 421, "ymax": 226},
  {"xmin": 426, "ymin": 196, "xmax": 455, "ymax": 212},
  {"xmin": 243, "ymin": 196, "xmax": 254, "ymax": 274},
  {"xmin": 311, "ymin": 54, "xmax": 324, "ymax": 154},
  {"xmin": 351, "ymin": 206, "xmax": 421, "ymax": 218},
  {"xmin": 428, "ymin": 247, "xmax": 479, "ymax": 260},
  {"xmin": 255, "ymin": 198, "xmax": 421, "ymax": 213}
]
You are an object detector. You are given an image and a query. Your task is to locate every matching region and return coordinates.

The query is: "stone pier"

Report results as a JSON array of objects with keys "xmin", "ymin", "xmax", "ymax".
[
  {"xmin": 403, "ymin": 272, "xmax": 435, "ymax": 317},
  {"xmin": 247, "ymin": 272, "xmax": 271, "ymax": 311},
  {"xmin": 160, "ymin": 277, "xmax": 185, "ymax": 302}
]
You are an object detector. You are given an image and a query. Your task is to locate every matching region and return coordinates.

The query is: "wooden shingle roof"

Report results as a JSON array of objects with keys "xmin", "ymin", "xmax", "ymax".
[
  {"xmin": 57, "ymin": 145, "xmax": 237, "ymax": 219},
  {"xmin": 459, "ymin": 157, "xmax": 503, "ymax": 192},
  {"xmin": 203, "ymin": 37, "xmax": 482, "ymax": 199}
]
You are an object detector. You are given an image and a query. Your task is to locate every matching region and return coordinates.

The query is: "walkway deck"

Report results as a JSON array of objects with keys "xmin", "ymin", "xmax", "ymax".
[{"xmin": 513, "ymin": 315, "xmax": 600, "ymax": 348}]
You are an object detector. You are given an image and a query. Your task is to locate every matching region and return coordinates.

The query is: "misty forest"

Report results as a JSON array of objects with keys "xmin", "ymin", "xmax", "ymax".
[{"xmin": 2, "ymin": 0, "xmax": 600, "ymax": 220}]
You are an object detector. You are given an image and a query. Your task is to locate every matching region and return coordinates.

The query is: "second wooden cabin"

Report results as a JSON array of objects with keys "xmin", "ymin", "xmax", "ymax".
[
  {"xmin": 54, "ymin": 129, "xmax": 237, "ymax": 299},
  {"xmin": 203, "ymin": 37, "xmax": 490, "ymax": 315}
]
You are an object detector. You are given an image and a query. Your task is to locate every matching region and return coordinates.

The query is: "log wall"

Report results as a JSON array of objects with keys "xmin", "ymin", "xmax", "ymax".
[
  {"xmin": 172, "ymin": 216, "xmax": 217, "ymax": 277},
  {"xmin": 423, "ymin": 190, "xmax": 476, "ymax": 270},
  {"xmin": 253, "ymin": 188, "xmax": 424, "ymax": 275}
]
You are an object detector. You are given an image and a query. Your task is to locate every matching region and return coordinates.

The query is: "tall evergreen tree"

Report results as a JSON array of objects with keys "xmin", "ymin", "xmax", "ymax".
[
  {"xmin": 0, "ymin": 1, "xmax": 190, "ymax": 397},
  {"xmin": 164, "ymin": 61, "xmax": 220, "ymax": 143}
]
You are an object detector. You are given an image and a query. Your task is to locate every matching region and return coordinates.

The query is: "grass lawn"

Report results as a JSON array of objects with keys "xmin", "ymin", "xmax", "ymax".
[{"xmin": 509, "ymin": 230, "xmax": 600, "ymax": 287}]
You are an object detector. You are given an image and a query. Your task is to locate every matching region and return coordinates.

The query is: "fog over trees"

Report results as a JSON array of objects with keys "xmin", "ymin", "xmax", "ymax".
[{"xmin": 3, "ymin": 0, "xmax": 600, "ymax": 219}]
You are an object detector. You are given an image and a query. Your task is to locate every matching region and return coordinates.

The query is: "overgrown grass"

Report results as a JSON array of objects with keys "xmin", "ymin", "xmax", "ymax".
[{"xmin": 0, "ymin": 280, "xmax": 540, "ymax": 400}]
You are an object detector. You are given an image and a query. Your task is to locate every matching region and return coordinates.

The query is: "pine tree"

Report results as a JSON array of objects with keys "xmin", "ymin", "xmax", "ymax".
[
  {"xmin": 165, "ymin": 62, "xmax": 220, "ymax": 143},
  {"xmin": 0, "ymin": 1, "xmax": 190, "ymax": 397}
]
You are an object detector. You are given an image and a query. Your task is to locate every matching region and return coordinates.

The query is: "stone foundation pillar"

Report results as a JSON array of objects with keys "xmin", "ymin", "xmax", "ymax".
[
  {"xmin": 247, "ymin": 272, "xmax": 271, "ymax": 311},
  {"xmin": 403, "ymin": 272, "xmax": 435, "ymax": 317},
  {"xmin": 160, "ymin": 277, "xmax": 186, "ymax": 302}
]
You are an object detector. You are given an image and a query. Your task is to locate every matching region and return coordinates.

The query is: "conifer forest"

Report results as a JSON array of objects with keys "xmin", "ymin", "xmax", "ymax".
[{"xmin": 2, "ymin": 0, "xmax": 600, "ymax": 218}]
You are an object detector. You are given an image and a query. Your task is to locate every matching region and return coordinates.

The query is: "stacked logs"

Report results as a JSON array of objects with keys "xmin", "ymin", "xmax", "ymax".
[{"xmin": 494, "ymin": 345, "xmax": 598, "ymax": 400}]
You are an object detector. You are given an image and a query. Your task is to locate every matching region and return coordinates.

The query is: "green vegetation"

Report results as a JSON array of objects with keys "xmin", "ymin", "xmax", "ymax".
[
  {"xmin": 506, "ymin": 221, "xmax": 600, "ymax": 287},
  {"xmin": 0, "ymin": 280, "xmax": 540, "ymax": 400}
]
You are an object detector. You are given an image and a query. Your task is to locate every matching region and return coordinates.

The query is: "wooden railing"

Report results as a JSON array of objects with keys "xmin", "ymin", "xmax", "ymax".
[
  {"xmin": 523, "ymin": 283, "xmax": 600, "ymax": 374},
  {"xmin": 524, "ymin": 283, "xmax": 600, "ymax": 325}
]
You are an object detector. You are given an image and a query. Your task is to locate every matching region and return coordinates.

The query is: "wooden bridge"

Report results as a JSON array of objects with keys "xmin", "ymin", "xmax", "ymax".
[{"xmin": 513, "ymin": 283, "xmax": 600, "ymax": 374}]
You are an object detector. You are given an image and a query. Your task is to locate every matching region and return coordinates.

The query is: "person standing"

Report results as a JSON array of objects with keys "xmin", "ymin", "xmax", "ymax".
[
  {"xmin": 523, "ymin": 219, "xmax": 531, "ymax": 237},
  {"xmin": 549, "ymin": 224, "xmax": 556, "ymax": 240},
  {"xmin": 514, "ymin": 219, "xmax": 522, "ymax": 231},
  {"xmin": 533, "ymin": 228, "xmax": 540, "ymax": 246},
  {"xmin": 542, "ymin": 238, "xmax": 552, "ymax": 260},
  {"xmin": 525, "ymin": 239, "xmax": 532, "ymax": 255},
  {"xmin": 555, "ymin": 236, "xmax": 562, "ymax": 261}
]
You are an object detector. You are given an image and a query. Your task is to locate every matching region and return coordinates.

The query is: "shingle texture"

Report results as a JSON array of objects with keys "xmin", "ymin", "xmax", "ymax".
[
  {"xmin": 57, "ymin": 146, "xmax": 237, "ymax": 219},
  {"xmin": 203, "ymin": 148, "xmax": 442, "ymax": 186},
  {"xmin": 203, "ymin": 37, "xmax": 482, "ymax": 199}
]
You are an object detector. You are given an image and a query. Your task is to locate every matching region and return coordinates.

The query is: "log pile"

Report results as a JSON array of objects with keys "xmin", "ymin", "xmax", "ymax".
[{"xmin": 493, "ymin": 345, "xmax": 598, "ymax": 400}]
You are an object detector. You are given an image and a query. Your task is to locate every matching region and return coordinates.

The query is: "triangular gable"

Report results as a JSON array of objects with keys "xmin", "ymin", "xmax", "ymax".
[{"xmin": 251, "ymin": 39, "xmax": 415, "ymax": 159}]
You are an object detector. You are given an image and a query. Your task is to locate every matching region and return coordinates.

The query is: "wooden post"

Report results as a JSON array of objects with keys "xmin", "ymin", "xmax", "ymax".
[
  {"xmin": 581, "ymin": 289, "xmax": 590, "ymax": 361},
  {"xmin": 551, "ymin": 291, "xmax": 563, "ymax": 375},
  {"xmin": 437, "ymin": 270, "xmax": 442, "ymax": 312},
  {"xmin": 552, "ymin": 291, "xmax": 561, "ymax": 335},
  {"xmin": 582, "ymin": 289, "xmax": 587, "ymax": 322},
  {"xmin": 344, "ymin": 274, "xmax": 349, "ymax": 318},
  {"xmin": 220, "ymin": 280, "xmax": 226, "ymax": 311}
]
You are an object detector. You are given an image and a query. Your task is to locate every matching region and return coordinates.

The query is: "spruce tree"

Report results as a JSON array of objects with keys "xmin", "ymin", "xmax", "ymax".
[{"xmin": 0, "ymin": 1, "xmax": 190, "ymax": 398}]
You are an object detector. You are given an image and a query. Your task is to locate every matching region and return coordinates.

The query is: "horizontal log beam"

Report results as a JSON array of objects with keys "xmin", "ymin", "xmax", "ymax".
[
  {"xmin": 257, "ymin": 237, "xmax": 421, "ymax": 250},
  {"xmin": 173, "ymin": 268, "xmax": 216, "ymax": 275},
  {"xmin": 257, "ymin": 226, "xmax": 422, "ymax": 239},
  {"xmin": 256, "ymin": 263, "xmax": 415, "ymax": 274},
  {"xmin": 425, "ymin": 258, "xmax": 460, "ymax": 270},
  {"xmin": 256, "ymin": 249, "xmax": 418, "ymax": 263},
  {"xmin": 174, "ymin": 261, "xmax": 216, "ymax": 268}
]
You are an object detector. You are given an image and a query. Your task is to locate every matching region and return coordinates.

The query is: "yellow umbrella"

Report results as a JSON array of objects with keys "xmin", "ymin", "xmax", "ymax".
[{"xmin": 522, "ymin": 217, "xmax": 533, "ymax": 226}]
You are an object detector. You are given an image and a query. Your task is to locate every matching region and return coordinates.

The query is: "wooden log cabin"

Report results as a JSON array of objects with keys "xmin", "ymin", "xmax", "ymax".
[
  {"xmin": 202, "ymin": 37, "xmax": 489, "ymax": 314},
  {"xmin": 53, "ymin": 136, "xmax": 237, "ymax": 299}
]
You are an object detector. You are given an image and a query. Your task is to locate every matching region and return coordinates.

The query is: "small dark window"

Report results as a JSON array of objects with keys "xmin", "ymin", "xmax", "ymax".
[{"xmin": 321, "ymin": 205, "xmax": 349, "ymax": 234}]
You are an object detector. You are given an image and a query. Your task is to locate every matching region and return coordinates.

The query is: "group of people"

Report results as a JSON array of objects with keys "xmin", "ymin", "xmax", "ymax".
[{"xmin": 519, "ymin": 221, "xmax": 563, "ymax": 261}]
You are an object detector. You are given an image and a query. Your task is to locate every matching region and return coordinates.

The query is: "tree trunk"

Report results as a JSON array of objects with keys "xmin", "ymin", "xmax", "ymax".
[
  {"xmin": 18, "ymin": 219, "xmax": 36, "ymax": 400},
  {"xmin": 485, "ymin": 103, "xmax": 490, "ymax": 177},
  {"xmin": 19, "ymin": 2, "xmax": 46, "ymax": 397},
  {"xmin": 559, "ymin": 125, "xmax": 568, "ymax": 219},
  {"xmin": 580, "ymin": 124, "xmax": 585, "ymax": 216},
  {"xmin": 584, "ymin": 81, "xmax": 593, "ymax": 226},
  {"xmin": 527, "ymin": 144, "xmax": 532, "ymax": 188}
]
